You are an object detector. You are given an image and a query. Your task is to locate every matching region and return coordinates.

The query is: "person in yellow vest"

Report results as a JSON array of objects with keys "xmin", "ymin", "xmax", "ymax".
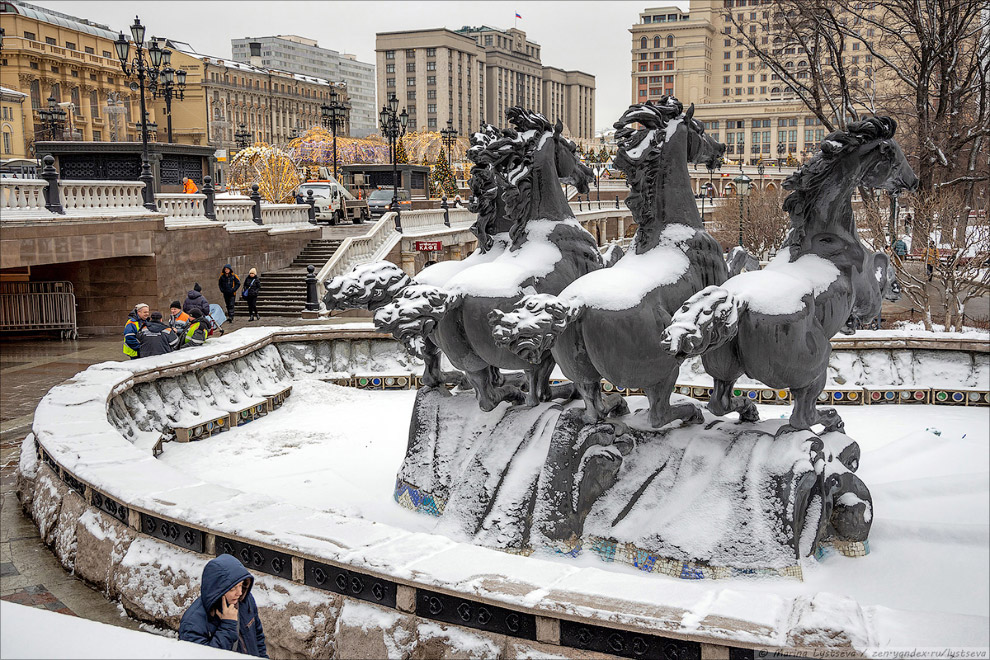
[
  {"xmin": 924, "ymin": 240, "xmax": 939, "ymax": 281},
  {"xmin": 123, "ymin": 303, "xmax": 151, "ymax": 359},
  {"xmin": 184, "ymin": 308, "xmax": 209, "ymax": 347},
  {"xmin": 182, "ymin": 177, "xmax": 199, "ymax": 194}
]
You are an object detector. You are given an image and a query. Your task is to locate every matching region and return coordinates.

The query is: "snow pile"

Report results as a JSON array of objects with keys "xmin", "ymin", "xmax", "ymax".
[
  {"xmin": 415, "ymin": 234, "xmax": 510, "ymax": 287},
  {"xmin": 0, "ymin": 602, "xmax": 252, "ymax": 659},
  {"xmin": 722, "ymin": 252, "xmax": 840, "ymax": 315},
  {"xmin": 445, "ymin": 219, "xmax": 582, "ymax": 297},
  {"xmin": 559, "ymin": 223, "xmax": 695, "ymax": 311}
]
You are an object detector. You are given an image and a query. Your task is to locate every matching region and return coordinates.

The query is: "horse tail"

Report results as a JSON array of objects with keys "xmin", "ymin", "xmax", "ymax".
[
  {"xmin": 489, "ymin": 293, "xmax": 582, "ymax": 364},
  {"xmin": 373, "ymin": 284, "xmax": 458, "ymax": 359},
  {"xmin": 660, "ymin": 286, "xmax": 744, "ymax": 359},
  {"xmin": 323, "ymin": 261, "xmax": 412, "ymax": 311}
]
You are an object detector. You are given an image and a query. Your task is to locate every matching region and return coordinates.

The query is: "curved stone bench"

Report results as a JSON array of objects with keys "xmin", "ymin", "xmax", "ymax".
[{"xmin": 16, "ymin": 324, "xmax": 990, "ymax": 658}]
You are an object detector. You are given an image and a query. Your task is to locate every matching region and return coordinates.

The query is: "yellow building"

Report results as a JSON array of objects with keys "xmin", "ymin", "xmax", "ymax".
[
  {"xmin": 0, "ymin": 0, "xmax": 158, "ymax": 149},
  {"xmin": 1, "ymin": 86, "xmax": 29, "ymax": 161},
  {"xmin": 630, "ymin": 2, "xmax": 830, "ymax": 165},
  {"xmin": 162, "ymin": 43, "xmax": 351, "ymax": 151}
]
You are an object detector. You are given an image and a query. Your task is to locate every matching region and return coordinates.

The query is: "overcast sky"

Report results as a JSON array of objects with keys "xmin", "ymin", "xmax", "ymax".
[{"xmin": 31, "ymin": 0, "xmax": 689, "ymax": 134}]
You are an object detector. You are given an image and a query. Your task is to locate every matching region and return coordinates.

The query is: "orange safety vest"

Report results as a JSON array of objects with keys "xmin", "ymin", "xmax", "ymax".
[{"xmin": 183, "ymin": 179, "xmax": 199, "ymax": 194}]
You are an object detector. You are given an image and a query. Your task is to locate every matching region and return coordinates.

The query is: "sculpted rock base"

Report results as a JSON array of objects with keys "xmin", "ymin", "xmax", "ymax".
[{"xmin": 398, "ymin": 388, "xmax": 872, "ymax": 575}]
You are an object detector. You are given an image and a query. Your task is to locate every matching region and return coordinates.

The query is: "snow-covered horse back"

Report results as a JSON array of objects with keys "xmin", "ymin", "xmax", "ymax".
[
  {"xmin": 662, "ymin": 117, "xmax": 918, "ymax": 432},
  {"xmin": 492, "ymin": 98, "xmax": 729, "ymax": 427}
]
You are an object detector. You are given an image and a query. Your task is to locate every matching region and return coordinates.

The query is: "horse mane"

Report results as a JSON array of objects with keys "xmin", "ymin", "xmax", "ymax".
[
  {"xmin": 612, "ymin": 97, "xmax": 685, "ymax": 227},
  {"xmin": 466, "ymin": 123, "xmax": 508, "ymax": 252},
  {"xmin": 782, "ymin": 117, "xmax": 897, "ymax": 254}
]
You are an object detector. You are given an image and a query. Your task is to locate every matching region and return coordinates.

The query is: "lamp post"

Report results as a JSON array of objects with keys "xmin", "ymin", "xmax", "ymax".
[
  {"xmin": 320, "ymin": 86, "xmax": 347, "ymax": 181},
  {"xmin": 757, "ymin": 161, "xmax": 764, "ymax": 192},
  {"xmin": 440, "ymin": 117, "xmax": 458, "ymax": 171},
  {"xmin": 38, "ymin": 94, "xmax": 67, "ymax": 140},
  {"xmin": 379, "ymin": 93, "xmax": 408, "ymax": 231},
  {"xmin": 114, "ymin": 16, "xmax": 166, "ymax": 211},
  {"xmin": 149, "ymin": 46, "xmax": 186, "ymax": 143},
  {"xmin": 733, "ymin": 172, "xmax": 752, "ymax": 247},
  {"xmin": 234, "ymin": 123, "xmax": 252, "ymax": 151},
  {"xmin": 777, "ymin": 143, "xmax": 785, "ymax": 172}
]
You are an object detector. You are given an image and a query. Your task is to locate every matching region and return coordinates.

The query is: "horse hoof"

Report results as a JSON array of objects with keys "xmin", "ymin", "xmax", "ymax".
[
  {"xmin": 739, "ymin": 407, "xmax": 760, "ymax": 423},
  {"xmin": 687, "ymin": 407, "xmax": 705, "ymax": 425}
]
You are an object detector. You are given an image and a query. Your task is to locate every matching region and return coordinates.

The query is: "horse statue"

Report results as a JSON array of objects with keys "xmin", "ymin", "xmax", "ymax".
[
  {"xmin": 662, "ymin": 117, "xmax": 918, "ymax": 432},
  {"xmin": 322, "ymin": 123, "xmax": 520, "ymax": 388},
  {"xmin": 491, "ymin": 98, "xmax": 727, "ymax": 427},
  {"xmin": 726, "ymin": 245, "xmax": 762, "ymax": 277},
  {"xmin": 380, "ymin": 107, "xmax": 603, "ymax": 411},
  {"xmin": 842, "ymin": 246, "xmax": 901, "ymax": 333}
]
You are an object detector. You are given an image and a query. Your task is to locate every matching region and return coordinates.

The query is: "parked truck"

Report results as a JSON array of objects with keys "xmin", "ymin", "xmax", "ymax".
[{"xmin": 297, "ymin": 174, "xmax": 370, "ymax": 225}]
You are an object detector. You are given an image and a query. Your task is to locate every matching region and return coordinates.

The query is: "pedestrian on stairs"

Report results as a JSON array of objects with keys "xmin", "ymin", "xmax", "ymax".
[
  {"xmin": 242, "ymin": 268, "xmax": 262, "ymax": 321},
  {"xmin": 218, "ymin": 265, "xmax": 240, "ymax": 323}
]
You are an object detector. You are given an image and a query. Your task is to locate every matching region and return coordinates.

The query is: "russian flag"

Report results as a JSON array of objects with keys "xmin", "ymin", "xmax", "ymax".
[{"xmin": 515, "ymin": 12, "xmax": 522, "ymax": 18}]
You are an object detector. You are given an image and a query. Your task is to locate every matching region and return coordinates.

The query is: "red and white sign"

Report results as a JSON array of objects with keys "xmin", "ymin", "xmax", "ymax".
[{"xmin": 415, "ymin": 241, "xmax": 443, "ymax": 252}]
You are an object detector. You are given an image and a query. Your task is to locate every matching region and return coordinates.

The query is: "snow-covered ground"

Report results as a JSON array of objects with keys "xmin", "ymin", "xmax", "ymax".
[
  {"xmin": 0, "ymin": 602, "xmax": 251, "ymax": 659},
  {"xmin": 157, "ymin": 379, "xmax": 990, "ymax": 622}
]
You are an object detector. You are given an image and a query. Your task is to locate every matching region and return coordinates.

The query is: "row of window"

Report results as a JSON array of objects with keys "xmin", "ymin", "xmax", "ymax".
[
  {"xmin": 20, "ymin": 31, "xmax": 112, "ymax": 58},
  {"xmin": 636, "ymin": 61, "xmax": 676, "ymax": 72},
  {"xmin": 639, "ymin": 35, "xmax": 676, "ymax": 49},
  {"xmin": 642, "ymin": 13, "xmax": 689, "ymax": 23},
  {"xmin": 385, "ymin": 48, "xmax": 438, "ymax": 59}
]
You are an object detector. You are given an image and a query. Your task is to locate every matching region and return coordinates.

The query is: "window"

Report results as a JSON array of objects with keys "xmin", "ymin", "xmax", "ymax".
[
  {"xmin": 640, "ymin": 53, "xmax": 647, "ymax": 60},
  {"xmin": 103, "ymin": 50, "xmax": 112, "ymax": 58},
  {"xmin": 405, "ymin": 49, "xmax": 415, "ymax": 57},
  {"xmin": 427, "ymin": 118, "xmax": 437, "ymax": 129},
  {"xmin": 485, "ymin": 35, "xmax": 493, "ymax": 46},
  {"xmin": 649, "ymin": 87, "xmax": 661, "ymax": 96},
  {"xmin": 427, "ymin": 61, "xmax": 436, "ymax": 71},
  {"xmin": 650, "ymin": 76, "xmax": 662, "ymax": 83},
  {"xmin": 640, "ymin": 37, "xmax": 648, "ymax": 49},
  {"xmin": 426, "ymin": 48, "xmax": 436, "ymax": 56},
  {"xmin": 723, "ymin": 88, "xmax": 730, "ymax": 96},
  {"xmin": 736, "ymin": 75, "xmax": 743, "ymax": 83},
  {"xmin": 654, "ymin": 36, "xmax": 661, "ymax": 48},
  {"xmin": 427, "ymin": 75, "xmax": 436, "ymax": 85},
  {"xmin": 407, "ymin": 91, "xmax": 416, "ymax": 100},
  {"xmin": 406, "ymin": 62, "xmax": 416, "ymax": 72},
  {"xmin": 667, "ymin": 35, "xmax": 674, "ymax": 47},
  {"xmin": 2, "ymin": 130, "xmax": 10, "ymax": 154},
  {"xmin": 407, "ymin": 77, "xmax": 415, "ymax": 86},
  {"xmin": 84, "ymin": 46, "xmax": 94, "ymax": 54},
  {"xmin": 651, "ymin": 63, "xmax": 661, "ymax": 71},
  {"xmin": 639, "ymin": 89, "xmax": 648, "ymax": 97},
  {"xmin": 387, "ymin": 78, "xmax": 395, "ymax": 87},
  {"xmin": 385, "ymin": 50, "xmax": 395, "ymax": 59},
  {"xmin": 724, "ymin": 75, "xmax": 731, "ymax": 83},
  {"xmin": 92, "ymin": 130, "xmax": 101, "ymax": 141},
  {"xmin": 24, "ymin": 31, "xmax": 36, "ymax": 40},
  {"xmin": 639, "ymin": 63, "xmax": 648, "ymax": 71},
  {"xmin": 724, "ymin": 38, "xmax": 731, "ymax": 46},
  {"xmin": 724, "ymin": 52, "xmax": 731, "ymax": 59},
  {"xmin": 665, "ymin": 61, "xmax": 674, "ymax": 70},
  {"xmin": 65, "ymin": 41, "xmax": 76, "ymax": 50},
  {"xmin": 427, "ymin": 89, "xmax": 436, "ymax": 99},
  {"xmin": 427, "ymin": 103, "xmax": 437, "ymax": 113},
  {"xmin": 386, "ymin": 64, "xmax": 395, "ymax": 73},
  {"xmin": 653, "ymin": 52, "xmax": 661, "ymax": 59},
  {"xmin": 724, "ymin": 64, "xmax": 731, "ymax": 71}
]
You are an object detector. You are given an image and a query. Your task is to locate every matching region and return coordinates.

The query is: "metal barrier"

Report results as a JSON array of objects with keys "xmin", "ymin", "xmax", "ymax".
[{"xmin": 0, "ymin": 281, "xmax": 78, "ymax": 339}]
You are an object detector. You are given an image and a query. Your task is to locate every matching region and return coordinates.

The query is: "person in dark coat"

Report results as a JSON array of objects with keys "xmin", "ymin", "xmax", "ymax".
[
  {"xmin": 218, "ymin": 265, "xmax": 241, "ymax": 322},
  {"xmin": 242, "ymin": 268, "xmax": 261, "ymax": 321},
  {"xmin": 183, "ymin": 283, "xmax": 211, "ymax": 317},
  {"xmin": 123, "ymin": 303, "xmax": 150, "ymax": 359},
  {"xmin": 138, "ymin": 312, "xmax": 178, "ymax": 357},
  {"xmin": 184, "ymin": 308, "xmax": 209, "ymax": 347},
  {"xmin": 178, "ymin": 554, "xmax": 268, "ymax": 657}
]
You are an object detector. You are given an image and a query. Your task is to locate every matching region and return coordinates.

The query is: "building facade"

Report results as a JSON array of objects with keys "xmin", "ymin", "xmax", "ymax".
[
  {"xmin": 231, "ymin": 35, "xmax": 377, "ymax": 137},
  {"xmin": 1, "ymin": 87, "xmax": 29, "ymax": 161},
  {"xmin": 161, "ymin": 44, "xmax": 349, "ymax": 154},
  {"xmin": 630, "ymin": 1, "xmax": 829, "ymax": 164},
  {"xmin": 376, "ymin": 26, "xmax": 595, "ymax": 140},
  {"xmin": 0, "ymin": 0, "xmax": 158, "ymax": 151}
]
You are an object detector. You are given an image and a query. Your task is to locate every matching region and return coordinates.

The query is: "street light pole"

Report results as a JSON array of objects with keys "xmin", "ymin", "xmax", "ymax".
[
  {"xmin": 234, "ymin": 123, "xmax": 252, "ymax": 151},
  {"xmin": 777, "ymin": 143, "xmax": 785, "ymax": 172},
  {"xmin": 150, "ymin": 47, "xmax": 186, "ymax": 143},
  {"xmin": 379, "ymin": 94, "xmax": 408, "ymax": 232},
  {"xmin": 440, "ymin": 117, "xmax": 458, "ymax": 172},
  {"xmin": 733, "ymin": 172, "xmax": 752, "ymax": 247},
  {"xmin": 115, "ymin": 16, "xmax": 165, "ymax": 211},
  {"xmin": 38, "ymin": 94, "xmax": 67, "ymax": 140},
  {"xmin": 320, "ymin": 85, "xmax": 348, "ymax": 181}
]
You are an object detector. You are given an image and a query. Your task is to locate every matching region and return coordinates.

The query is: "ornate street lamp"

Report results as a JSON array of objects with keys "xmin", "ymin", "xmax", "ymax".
[
  {"xmin": 733, "ymin": 172, "xmax": 752, "ymax": 247},
  {"xmin": 149, "ymin": 46, "xmax": 186, "ymax": 143},
  {"xmin": 234, "ymin": 123, "xmax": 252, "ymax": 151},
  {"xmin": 114, "ymin": 16, "xmax": 169, "ymax": 210},
  {"xmin": 38, "ymin": 94, "xmax": 67, "ymax": 140},
  {"xmin": 777, "ymin": 142, "xmax": 786, "ymax": 172},
  {"xmin": 757, "ymin": 161, "xmax": 765, "ymax": 192},
  {"xmin": 320, "ymin": 86, "xmax": 348, "ymax": 181},
  {"xmin": 439, "ymin": 117, "xmax": 458, "ymax": 171},
  {"xmin": 379, "ymin": 93, "xmax": 408, "ymax": 231}
]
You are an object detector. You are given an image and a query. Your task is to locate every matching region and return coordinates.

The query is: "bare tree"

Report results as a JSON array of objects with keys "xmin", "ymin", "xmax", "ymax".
[{"xmin": 708, "ymin": 185, "xmax": 790, "ymax": 259}]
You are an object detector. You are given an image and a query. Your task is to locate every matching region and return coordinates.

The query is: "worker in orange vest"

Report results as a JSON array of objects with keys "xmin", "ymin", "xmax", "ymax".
[{"xmin": 182, "ymin": 177, "xmax": 199, "ymax": 194}]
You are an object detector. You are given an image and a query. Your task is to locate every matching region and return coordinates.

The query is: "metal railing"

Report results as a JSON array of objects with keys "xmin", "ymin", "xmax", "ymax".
[{"xmin": 0, "ymin": 281, "xmax": 78, "ymax": 339}]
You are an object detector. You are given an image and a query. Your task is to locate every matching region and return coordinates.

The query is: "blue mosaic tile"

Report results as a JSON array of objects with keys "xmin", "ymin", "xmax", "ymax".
[
  {"xmin": 679, "ymin": 563, "xmax": 705, "ymax": 579},
  {"xmin": 590, "ymin": 538, "xmax": 616, "ymax": 562}
]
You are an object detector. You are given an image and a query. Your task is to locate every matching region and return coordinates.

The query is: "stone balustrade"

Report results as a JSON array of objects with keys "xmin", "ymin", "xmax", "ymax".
[
  {"xmin": 0, "ymin": 179, "xmax": 50, "ymax": 220},
  {"xmin": 59, "ymin": 180, "xmax": 150, "ymax": 216},
  {"xmin": 260, "ymin": 203, "xmax": 311, "ymax": 227},
  {"xmin": 155, "ymin": 194, "xmax": 206, "ymax": 219},
  {"xmin": 399, "ymin": 207, "xmax": 476, "ymax": 234},
  {"xmin": 317, "ymin": 212, "xmax": 399, "ymax": 285},
  {"xmin": 214, "ymin": 197, "xmax": 256, "ymax": 225}
]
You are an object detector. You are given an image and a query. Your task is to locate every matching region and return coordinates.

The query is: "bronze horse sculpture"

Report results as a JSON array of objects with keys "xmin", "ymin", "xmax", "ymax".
[
  {"xmin": 382, "ymin": 108, "xmax": 603, "ymax": 411},
  {"xmin": 491, "ymin": 98, "xmax": 727, "ymax": 427},
  {"xmin": 323, "ymin": 123, "xmax": 517, "ymax": 388},
  {"xmin": 662, "ymin": 117, "xmax": 918, "ymax": 432}
]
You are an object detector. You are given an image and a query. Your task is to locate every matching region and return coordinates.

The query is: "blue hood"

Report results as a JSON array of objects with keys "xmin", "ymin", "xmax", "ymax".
[{"xmin": 201, "ymin": 554, "xmax": 253, "ymax": 612}]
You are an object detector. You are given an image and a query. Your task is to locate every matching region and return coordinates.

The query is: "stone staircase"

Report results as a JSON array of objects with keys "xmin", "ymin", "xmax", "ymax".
[{"xmin": 234, "ymin": 239, "xmax": 342, "ymax": 318}]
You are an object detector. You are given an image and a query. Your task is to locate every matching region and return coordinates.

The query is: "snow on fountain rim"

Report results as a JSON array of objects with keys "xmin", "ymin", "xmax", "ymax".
[
  {"xmin": 559, "ymin": 223, "xmax": 695, "ymax": 311},
  {"xmin": 443, "ymin": 219, "xmax": 582, "ymax": 298},
  {"xmin": 414, "ymin": 234, "xmax": 510, "ymax": 288},
  {"xmin": 27, "ymin": 322, "xmax": 989, "ymax": 651},
  {"xmin": 721, "ymin": 252, "xmax": 840, "ymax": 316}
]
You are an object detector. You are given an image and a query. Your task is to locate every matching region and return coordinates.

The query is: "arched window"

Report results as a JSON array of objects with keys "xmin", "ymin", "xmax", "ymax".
[
  {"xmin": 798, "ymin": 60, "xmax": 807, "ymax": 67},
  {"xmin": 785, "ymin": 61, "xmax": 795, "ymax": 68},
  {"xmin": 797, "ymin": 71, "xmax": 808, "ymax": 79},
  {"xmin": 2, "ymin": 126, "xmax": 13, "ymax": 155},
  {"xmin": 771, "ymin": 86, "xmax": 781, "ymax": 93},
  {"xmin": 653, "ymin": 36, "xmax": 661, "ymax": 48},
  {"xmin": 667, "ymin": 35, "xmax": 674, "ymax": 48},
  {"xmin": 641, "ymin": 37, "xmax": 647, "ymax": 49}
]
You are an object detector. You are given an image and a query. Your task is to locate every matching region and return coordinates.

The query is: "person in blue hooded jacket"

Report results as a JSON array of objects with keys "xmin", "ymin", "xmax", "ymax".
[{"xmin": 179, "ymin": 554, "xmax": 268, "ymax": 657}]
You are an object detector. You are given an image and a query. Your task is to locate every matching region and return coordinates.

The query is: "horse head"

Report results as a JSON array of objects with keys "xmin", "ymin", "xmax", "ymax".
[
  {"xmin": 783, "ymin": 117, "xmax": 917, "ymax": 266},
  {"xmin": 466, "ymin": 123, "xmax": 513, "ymax": 251},
  {"xmin": 551, "ymin": 120, "xmax": 594, "ymax": 194},
  {"xmin": 684, "ymin": 105, "xmax": 726, "ymax": 169}
]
